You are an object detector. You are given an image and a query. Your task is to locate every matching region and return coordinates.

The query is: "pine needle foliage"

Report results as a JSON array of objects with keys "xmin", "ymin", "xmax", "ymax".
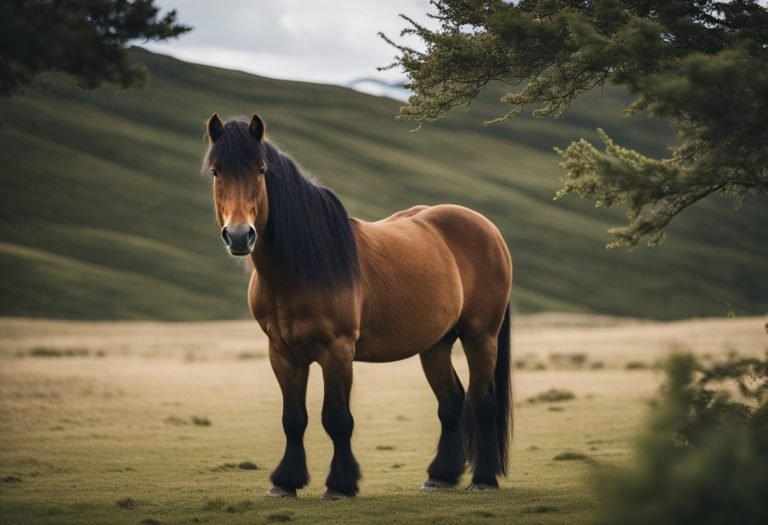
[
  {"xmin": 0, "ymin": 0, "xmax": 190, "ymax": 97},
  {"xmin": 383, "ymin": 0, "xmax": 768, "ymax": 247}
]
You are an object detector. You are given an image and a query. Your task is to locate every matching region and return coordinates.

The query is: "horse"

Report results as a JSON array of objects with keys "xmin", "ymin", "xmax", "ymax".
[{"xmin": 202, "ymin": 113, "xmax": 513, "ymax": 500}]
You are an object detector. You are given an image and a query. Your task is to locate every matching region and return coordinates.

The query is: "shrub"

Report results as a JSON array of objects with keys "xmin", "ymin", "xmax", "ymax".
[
  {"xmin": 28, "ymin": 347, "xmax": 89, "ymax": 357},
  {"xmin": 527, "ymin": 388, "xmax": 576, "ymax": 403},
  {"xmin": 116, "ymin": 497, "xmax": 137, "ymax": 509},
  {"xmin": 210, "ymin": 463, "xmax": 236, "ymax": 472},
  {"xmin": 554, "ymin": 451, "xmax": 590, "ymax": 461},
  {"xmin": 596, "ymin": 352, "xmax": 768, "ymax": 525},
  {"xmin": 237, "ymin": 351, "xmax": 264, "ymax": 360},
  {"xmin": 549, "ymin": 352, "xmax": 588, "ymax": 369}
]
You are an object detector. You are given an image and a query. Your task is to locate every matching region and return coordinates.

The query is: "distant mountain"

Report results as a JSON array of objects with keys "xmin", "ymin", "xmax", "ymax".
[
  {"xmin": 0, "ymin": 48, "xmax": 765, "ymax": 320},
  {"xmin": 348, "ymin": 77, "xmax": 410, "ymax": 101}
]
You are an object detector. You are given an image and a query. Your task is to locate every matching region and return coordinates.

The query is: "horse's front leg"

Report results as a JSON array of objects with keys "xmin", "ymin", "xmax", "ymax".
[
  {"xmin": 267, "ymin": 345, "xmax": 310, "ymax": 497},
  {"xmin": 318, "ymin": 341, "xmax": 360, "ymax": 500}
]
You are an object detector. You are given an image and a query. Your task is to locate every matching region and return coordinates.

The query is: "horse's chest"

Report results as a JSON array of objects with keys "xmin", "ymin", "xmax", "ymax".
[
  {"xmin": 257, "ymin": 312, "xmax": 328, "ymax": 349},
  {"xmin": 250, "ymin": 290, "xmax": 358, "ymax": 352}
]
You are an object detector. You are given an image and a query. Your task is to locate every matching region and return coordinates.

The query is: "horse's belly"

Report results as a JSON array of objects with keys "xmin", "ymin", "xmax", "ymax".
[
  {"xmin": 354, "ymin": 325, "xmax": 448, "ymax": 362},
  {"xmin": 353, "ymin": 327, "xmax": 439, "ymax": 362},
  {"xmin": 354, "ymin": 263, "xmax": 463, "ymax": 362}
]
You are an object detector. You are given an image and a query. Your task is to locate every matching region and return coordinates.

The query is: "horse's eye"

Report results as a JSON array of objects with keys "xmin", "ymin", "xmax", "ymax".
[
  {"xmin": 259, "ymin": 165, "xmax": 267, "ymax": 175},
  {"xmin": 210, "ymin": 168, "xmax": 217, "ymax": 177}
]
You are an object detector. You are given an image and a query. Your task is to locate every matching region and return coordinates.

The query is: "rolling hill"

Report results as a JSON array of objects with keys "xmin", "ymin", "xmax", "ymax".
[{"xmin": 0, "ymin": 48, "xmax": 765, "ymax": 320}]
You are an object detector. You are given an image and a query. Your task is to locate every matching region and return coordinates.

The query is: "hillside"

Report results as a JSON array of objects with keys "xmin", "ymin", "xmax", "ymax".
[{"xmin": 0, "ymin": 48, "xmax": 765, "ymax": 320}]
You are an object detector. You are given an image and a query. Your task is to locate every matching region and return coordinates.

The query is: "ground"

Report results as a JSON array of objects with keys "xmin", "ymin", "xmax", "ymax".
[{"xmin": 0, "ymin": 315, "xmax": 765, "ymax": 524}]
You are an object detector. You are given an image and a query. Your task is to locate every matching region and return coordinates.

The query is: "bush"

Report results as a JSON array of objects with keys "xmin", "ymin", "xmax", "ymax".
[
  {"xmin": 549, "ymin": 352, "xmax": 588, "ymax": 369},
  {"xmin": 527, "ymin": 388, "xmax": 576, "ymax": 403},
  {"xmin": 116, "ymin": 497, "xmax": 137, "ymax": 509},
  {"xmin": 596, "ymin": 352, "xmax": 768, "ymax": 525},
  {"xmin": 28, "ymin": 347, "xmax": 89, "ymax": 357},
  {"xmin": 553, "ymin": 451, "xmax": 591, "ymax": 461}
]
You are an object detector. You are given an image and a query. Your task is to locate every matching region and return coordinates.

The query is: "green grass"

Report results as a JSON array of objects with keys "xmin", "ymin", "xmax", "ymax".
[{"xmin": 0, "ymin": 48, "xmax": 765, "ymax": 320}]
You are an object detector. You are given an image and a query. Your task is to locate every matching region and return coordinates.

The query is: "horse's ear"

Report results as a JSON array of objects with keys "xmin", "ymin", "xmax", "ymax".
[
  {"xmin": 207, "ymin": 113, "xmax": 224, "ymax": 143},
  {"xmin": 249, "ymin": 113, "xmax": 265, "ymax": 142}
]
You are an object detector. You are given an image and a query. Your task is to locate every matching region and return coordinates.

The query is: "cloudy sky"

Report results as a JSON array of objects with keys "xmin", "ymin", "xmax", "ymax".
[{"xmin": 145, "ymin": 0, "xmax": 435, "ymax": 94}]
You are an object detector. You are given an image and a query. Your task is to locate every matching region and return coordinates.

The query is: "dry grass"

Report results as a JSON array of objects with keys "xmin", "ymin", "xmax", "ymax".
[
  {"xmin": 2, "ymin": 314, "xmax": 764, "ymax": 364},
  {"xmin": 0, "ymin": 315, "xmax": 765, "ymax": 524}
]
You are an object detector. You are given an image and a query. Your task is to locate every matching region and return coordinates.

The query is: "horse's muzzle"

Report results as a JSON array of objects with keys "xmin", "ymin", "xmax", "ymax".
[{"xmin": 222, "ymin": 224, "xmax": 256, "ymax": 255}]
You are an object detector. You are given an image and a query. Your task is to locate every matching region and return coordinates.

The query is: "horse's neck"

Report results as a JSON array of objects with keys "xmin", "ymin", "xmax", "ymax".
[
  {"xmin": 249, "ymin": 246, "xmax": 287, "ymax": 287},
  {"xmin": 251, "ymin": 156, "xmax": 360, "ymax": 291}
]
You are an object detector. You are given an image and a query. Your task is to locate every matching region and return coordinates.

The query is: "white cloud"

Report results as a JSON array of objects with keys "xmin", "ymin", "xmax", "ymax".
[{"xmin": 144, "ymin": 0, "xmax": 435, "ymax": 87}]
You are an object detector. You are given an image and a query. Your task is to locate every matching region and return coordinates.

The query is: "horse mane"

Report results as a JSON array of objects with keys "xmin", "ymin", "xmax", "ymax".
[{"xmin": 204, "ymin": 118, "xmax": 360, "ymax": 289}]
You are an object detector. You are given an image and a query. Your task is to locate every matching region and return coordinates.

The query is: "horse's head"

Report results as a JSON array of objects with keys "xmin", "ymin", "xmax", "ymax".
[{"xmin": 203, "ymin": 113, "xmax": 268, "ymax": 256}]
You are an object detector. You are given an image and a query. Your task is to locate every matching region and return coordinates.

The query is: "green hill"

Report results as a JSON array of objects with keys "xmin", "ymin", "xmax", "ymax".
[{"xmin": 0, "ymin": 48, "xmax": 765, "ymax": 320}]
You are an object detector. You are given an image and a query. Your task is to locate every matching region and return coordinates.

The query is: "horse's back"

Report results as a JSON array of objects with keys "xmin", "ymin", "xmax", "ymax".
[
  {"xmin": 375, "ymin": 204, "xmax": 430, "ymax": 222},
  {"xmin": 382, "ymin": 204, "xmax": 511, "ymax": 284},
  {"xmin": 353, "ymin": 205, "xmax": 511, "ymax": 361}
]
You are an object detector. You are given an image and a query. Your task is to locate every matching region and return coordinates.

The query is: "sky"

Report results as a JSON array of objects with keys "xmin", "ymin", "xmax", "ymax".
[{"xmin": 144, "ymin": 0, "xmax": 436, "ymax": 97}]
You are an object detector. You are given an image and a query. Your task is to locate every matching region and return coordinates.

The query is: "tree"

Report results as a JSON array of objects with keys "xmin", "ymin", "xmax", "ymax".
[
  {"xmin": 383, "ymin": 0, "xmax": 768, "ymax": 247},
  {"xmin": 0, "ymin": 0, "xmax": 190, "ymax": 98}
]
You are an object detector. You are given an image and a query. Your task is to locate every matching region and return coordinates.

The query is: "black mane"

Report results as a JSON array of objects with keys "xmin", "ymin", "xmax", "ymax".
[{"xmin": 205, "ymin": 118, "xmax": 360, "ymax": 289}]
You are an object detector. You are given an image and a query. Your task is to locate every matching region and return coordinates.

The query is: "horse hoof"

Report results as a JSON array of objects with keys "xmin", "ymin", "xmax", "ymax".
[
  {"xmin": 420, "ymin": 478, "xmax": 456, "ymax": 491},
  {"xmin": 266, "ymin": 486, "xmax": 297, "ymax": 498},
  {"xmin": 321, "ymin": 489, "xmax": 351, "ymax": 501},
  {"xmin": 467, "ymin": 483, "xmax": 498, "ymax": 491}
]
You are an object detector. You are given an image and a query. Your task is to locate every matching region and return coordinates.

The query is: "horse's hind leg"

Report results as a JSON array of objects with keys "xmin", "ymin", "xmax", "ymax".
[
  {"xmin": 462, "ymin": 333, "xmax": 501, "ymax": 489},
  {"xmin": 419, "ymin": 336, "xmax": 467, "ymax": 490},
  {"xmin": 267, "ymin": 346, "xmax": 310, "ymax": 497}
]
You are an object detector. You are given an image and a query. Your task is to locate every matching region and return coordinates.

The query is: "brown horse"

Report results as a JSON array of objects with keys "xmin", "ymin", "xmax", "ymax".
[{"xmin": 203, "ymin": 113, "xmax": 513, "ymax": 500}]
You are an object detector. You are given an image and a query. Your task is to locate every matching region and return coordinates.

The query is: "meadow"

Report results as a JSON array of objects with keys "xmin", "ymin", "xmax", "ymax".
[
  {"xmin": 1, "ymin": 49, "xmax": 766, "ymax": 321},
  {"xmin": 1, "ymin": 314, "xmax": 765, "ymax": 525}
]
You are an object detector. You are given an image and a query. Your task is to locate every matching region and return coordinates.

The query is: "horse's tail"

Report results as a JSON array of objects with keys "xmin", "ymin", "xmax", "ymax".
[
  {"xmin": 495, "ymin": 302, "xmax": 513, "ymax": 475},
  {"xmin": 460, "ymin": 302, "xmax": 513, "ymax": 476}
]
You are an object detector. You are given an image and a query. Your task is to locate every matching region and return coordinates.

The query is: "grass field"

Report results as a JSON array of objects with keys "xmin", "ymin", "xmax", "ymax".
[
  {"xmin": 1, "ymin": 315, "xmax": 765, "ymax": 524},
  {"xmin": 0, "ymin": 48, "xmax": 766, "ymax": 320}
]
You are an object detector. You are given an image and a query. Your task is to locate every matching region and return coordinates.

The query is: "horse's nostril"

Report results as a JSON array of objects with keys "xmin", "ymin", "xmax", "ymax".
[{"xmin": 221, "ymin": 225, "xmax": 255, "ymax": 254}]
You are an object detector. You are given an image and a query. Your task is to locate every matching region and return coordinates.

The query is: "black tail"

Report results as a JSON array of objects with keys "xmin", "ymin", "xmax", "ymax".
[
  {"xmin": 460, "ymin": 302, "xmax": 513, "ymax": 477},
  {"xmin": 495, "ymin": 303, "xmax": 513, "ymax": 475}
]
